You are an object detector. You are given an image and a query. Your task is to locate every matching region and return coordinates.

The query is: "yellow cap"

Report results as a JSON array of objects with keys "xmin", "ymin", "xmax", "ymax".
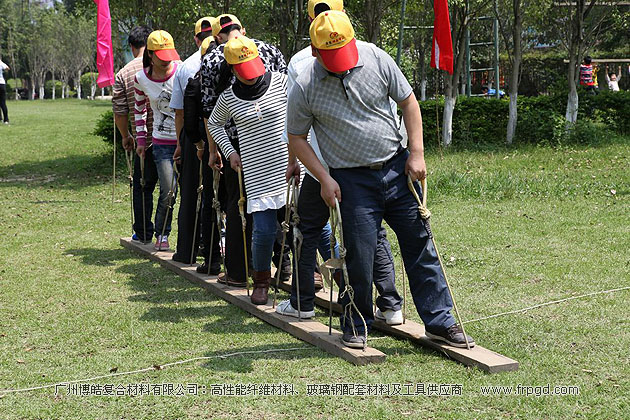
[
  {"xmin": 224, "ymin": 36, "xmax": 266, "ymax": 80},
  {"xmin": 307, "ymin": 0, "xmax": 344, "ymax": 19},
  {"xmin": 195, "ymin": 16, "xmax": 217, "ymax": 36},
  {"xmin": 201, "ymin": 37, "xmax": 215, "ymax": 55},
  {"xmin": 146, "ymin": 30, "xmax": 180, "ymax": 61},
  {"xmin": 212, "ymin": 14, "xmax": 243, "ymax": 37},
  {"xmin": 309, "ymin": 11, "xmax": 357, "ymax": 72}
]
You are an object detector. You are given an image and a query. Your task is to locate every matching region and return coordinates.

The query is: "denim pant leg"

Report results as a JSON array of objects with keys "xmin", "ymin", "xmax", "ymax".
[
  {"xmin": 132, "ymin": 150, "xmax": 158, "ymax": 241},
  {"xmin": 252, "ymin": 209, "xmax": 278, "ymax": 272},
  {"xmin": 152, "ymin": 144, "xmax": 178, "ymax": 239},
  {"xmin": 383, "ymin": 153, "xmax": 455, "ymax": 331},
  {"xmin": 292, "ymin": 174, "xmax": 329, "ymax": 312},
  {"xmin": 330, "ymin": 168, "xmax": 384, "ymax": 335},
  {"xmin": 374, "ymin": 227, "xmax": 403, "ymax": 312}
]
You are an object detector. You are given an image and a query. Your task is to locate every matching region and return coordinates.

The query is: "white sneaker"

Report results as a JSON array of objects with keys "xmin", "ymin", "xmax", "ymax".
[
  {"xmin": 275, "ymin": 299, "xmax": 315, "ymax": 319},
  {"xmin": 375, "ymin": 308, "xmax": 403, "ymax": 325}
]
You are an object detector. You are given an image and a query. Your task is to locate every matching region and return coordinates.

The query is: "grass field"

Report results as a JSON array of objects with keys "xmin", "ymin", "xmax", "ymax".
[{"xmin": 0, "ymin": 99, "xmax": 628, "ymax": 419}]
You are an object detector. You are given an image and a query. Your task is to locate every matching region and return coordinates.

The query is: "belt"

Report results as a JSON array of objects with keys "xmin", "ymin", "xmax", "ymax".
[{"xmin": 365, "ymin": 147, "xmax": 406, "ymax": 170}]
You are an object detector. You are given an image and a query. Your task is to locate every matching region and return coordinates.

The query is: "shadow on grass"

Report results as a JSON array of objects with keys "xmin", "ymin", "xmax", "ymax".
[
  {"xmin": 0, "ymin": 152, "xmax": 115, "ymax": 190},
  {"xmin": 65, "ymin": 246, "xmax": 431, "ymax": 370}
]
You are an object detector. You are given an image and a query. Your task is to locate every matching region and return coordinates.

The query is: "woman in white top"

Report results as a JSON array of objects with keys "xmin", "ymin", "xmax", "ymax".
[
  {"xmin": 207, "ymin": 36, "xmax": 289, "ymax": 305},
  {"xmin": 134, "ymin": 30, "xmax": 181, "ymax": 250},
  {"xmin": 0, "ymin": 58, "xmax": 10, "ymax": 124}
]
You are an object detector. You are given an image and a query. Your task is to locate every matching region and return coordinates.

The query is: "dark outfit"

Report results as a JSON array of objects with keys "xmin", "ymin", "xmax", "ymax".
[
  {"xmin": 181, "ymin": 70, "xmax": 223, "ymax": 266},
  {"xmin": 0, "ymin": 83, "xmax": 8, "ymax": 123}
]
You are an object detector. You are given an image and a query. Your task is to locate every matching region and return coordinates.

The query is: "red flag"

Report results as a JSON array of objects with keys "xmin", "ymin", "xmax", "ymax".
[
  {"xmin": 431, "ymin": 0, "xmax": 454, "ymax": 74},
  {"xmin": 94, "ymin": 0, "xmax": 114, "ymax": 87}
]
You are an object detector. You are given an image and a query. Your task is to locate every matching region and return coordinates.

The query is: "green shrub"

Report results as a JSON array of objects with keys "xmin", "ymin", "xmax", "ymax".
[
  {"xmin": 44, "ymin": 80, "xmax": 63, "ymax": 98},
  {"xmin": 80, "ymin": 72, "xmax": 98, "ymax": 98},
  {"xmin": 419, "ymin": 90, "xmax": 630, "ymax": 147},
  {"xmin": 93, "ymin": 110, "xmax": 127, "ymax": 155}
]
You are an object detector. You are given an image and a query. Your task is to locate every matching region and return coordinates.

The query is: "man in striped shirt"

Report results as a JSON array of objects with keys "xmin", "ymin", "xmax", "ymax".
[{"xmin": 112, "ymin": 25, "xmax": 158, "ymax": 242}]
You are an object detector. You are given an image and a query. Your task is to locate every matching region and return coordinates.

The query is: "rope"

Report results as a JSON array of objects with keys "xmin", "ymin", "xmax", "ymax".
[
  {"xmin": 140, "ymin": 155, "xmax": 147, "ymax": 244},
  {"xmin": 272, "ymin": 179, "xmax": 294, "ymax": 308},
  {"xmin": 329, "ymin": 199, "xmax": 368, "ymax": 350},
  {"xmin": 208, "ymin": 168, "xmax": 224, "ymax": 276},
  {"xmin": 464, "ymin": 286, "xmax": 630, "ymax": 324},
  {"xmin": 124, "ymin": 150, "xmax": 134, "ymax": 237},
  {"xmin": 0, "ymin": 346, "xmax": 312, "ymax": 396},
  {"xmin": 189, "ymin": 162, "xmax": 204, "ymax": 265},
  {"xmin": 236, "ymin": 167, "xmax": 250, "ymax": 294},
  {"xmin": 407, "ymin": 176, "xmax": 472, "ymax": 350},
  {"xmin": 291, "ymin": 183, "xmax": 303, "ymax": 319}
]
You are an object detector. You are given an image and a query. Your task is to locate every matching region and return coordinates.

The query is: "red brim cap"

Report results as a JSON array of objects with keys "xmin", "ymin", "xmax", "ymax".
[
  {"xmin": 154, "ymin": 49, "xmax": 180, "ymax": 62},
  {"xmin": 233, "ymin": 56, "xmax": 266, "ymax": 80},
  {"xmin": 318, "ymin": 38, "xmax": 358, "ymax": 73}
]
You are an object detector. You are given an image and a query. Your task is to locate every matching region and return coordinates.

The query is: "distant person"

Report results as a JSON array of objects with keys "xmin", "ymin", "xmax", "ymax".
[
  {"xmin": 0, "ymin": 57, "xmax": 9, "ymax": 124},
  {"xmin": 579, "ymin": 56, "xmax": 598, "ymax": 95},
  {"xmin": 604, "ymin": 65, "xmax": 622, "ymax": 91},
  {"xmin": 134, "ymin": 30, "xmax": 181, "ymax": 250},
  {"xmin": 112, "ymin": 25, "xmax": 158, "ymax": 243}
]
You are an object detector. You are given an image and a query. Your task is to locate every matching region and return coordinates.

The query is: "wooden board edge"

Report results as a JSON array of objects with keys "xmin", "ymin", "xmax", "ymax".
[{"xmin": 120, "ymin": 238, "xmax": 385, "ymax": 366}]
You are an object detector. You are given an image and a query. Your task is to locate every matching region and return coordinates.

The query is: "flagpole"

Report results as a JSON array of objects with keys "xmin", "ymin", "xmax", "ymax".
[{"xmin": 395, "ymin": 0, "xmax": 407, "ymax": 65}]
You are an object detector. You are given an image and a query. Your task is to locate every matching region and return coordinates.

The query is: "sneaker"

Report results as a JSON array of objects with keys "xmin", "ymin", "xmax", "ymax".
[
  {"xmin": 425, "ymin": 324, "xmax": 475, "ymax": 348},
  {"xmin": 341, "ymin": 331, "xmax": 366, "ymax": 349},
  {"xmin": 154, "ymin": 235, "xmax": 169, "ymax": 250},
  {"xmin": 275, "ymin": 299, "xmax": 315, "ymax": 319},
  {"xmin": 197, "ymin": 262, "xmax": 221, "ymax": 275},
  {"xmin": 131, "ymin": 233, "xmax": 140, "ymax": 241},
  {"xmin": 3, "ymin": 121, "xmax": 8, "ymax": 125},
  {"xmin": 375, "ymin": 308, "xmax": 403, "ymax": 326}
]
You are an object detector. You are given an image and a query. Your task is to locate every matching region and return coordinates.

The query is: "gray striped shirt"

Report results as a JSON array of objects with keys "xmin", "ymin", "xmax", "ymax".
[{"xmin": 287, "ymin": 42, "xmax": 412, "ymax": 169}]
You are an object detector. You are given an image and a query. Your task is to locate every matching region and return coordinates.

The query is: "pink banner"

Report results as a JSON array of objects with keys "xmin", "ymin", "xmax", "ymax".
[{"xmin": 94, "ymin": 0, "xmax": 114, "ymax": 87}]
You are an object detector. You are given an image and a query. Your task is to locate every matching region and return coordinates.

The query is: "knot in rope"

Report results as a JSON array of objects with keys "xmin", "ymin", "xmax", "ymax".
[
  {"xmin": 197, "ymin": 185, "xmax": 204, "ymax": 194},
  {"xmin": 338, "ymin": 246, "xmax": 347, "ymax": 259},
  {"xmin": 281, "ymin": 221, "xmax": 290, "ymax": 233},
  {"xmin": 290, "ymin": 212, "xmax": 300, "ymax": 227},
  {"xmin": 212, "ymin": 198, "xmax": 221, "ymax": 210},
  {"xmin": 418, "ymin": 204, "xmax": 431, "ymax": 220}
]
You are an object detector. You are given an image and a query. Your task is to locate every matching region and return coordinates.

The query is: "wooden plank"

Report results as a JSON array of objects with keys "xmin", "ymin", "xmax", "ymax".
[
  {"xmin": 562, "ymin": 58, "xmax": 630, "ymax": 63},
  {"xmin": 120, "ymin": 238, "xmax": 385, "ymax": 366},
  {"xmin": 276, "ymin": 279, "xmax": 519, "ymax": 373}
]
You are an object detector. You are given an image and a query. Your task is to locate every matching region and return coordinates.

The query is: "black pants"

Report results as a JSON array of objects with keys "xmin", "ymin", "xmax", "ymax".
[
  {"xmin": 222, "ymin": 162, "xmax": 253, "ymax": 281},
  {"xmin": 174, "ymin": 132, "xmax": 202, "ymax": 261},
  {"xmin": 132, "ymin": 146, "xmax": 158, "ymax": 241},
  {"xmin": 200, "ymin": 145, "xmax": 224, "ymax": 266},
  {"xmin": 0, "ymin": 84, "xmax": 8, "ymax": 123},
  {"xmin": 292, "ymin": 174, "xmax": 402, "ymax": 312}
]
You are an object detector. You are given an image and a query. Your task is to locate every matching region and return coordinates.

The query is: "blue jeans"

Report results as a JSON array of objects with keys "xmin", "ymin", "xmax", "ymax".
[
  {"xmin": 152, "ymin": 144, "xmax": 178, "ymax": 239},
  {"xmin": 292, "ymin": 174, "xmax": 401, "ymax": 312},
  {"xmin": 252, "ymin": 209, "xmax": 280, "ymax": 272},
  {"xmin": 330, "ymin": 150, "xmax": 455, "ymax": 335}
]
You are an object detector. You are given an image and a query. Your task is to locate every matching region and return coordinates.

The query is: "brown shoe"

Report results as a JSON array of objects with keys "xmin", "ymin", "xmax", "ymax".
[
  {"xmin": 217, "ymin": 272, "xmax": 247, "ymax": 287},
  {"xmin": 314, "ymin": 272, "xmax": 324, "ymax": 291},
  {"xmin": 251, "ymin": 270, "xmax": 271, "ymax": 305}
]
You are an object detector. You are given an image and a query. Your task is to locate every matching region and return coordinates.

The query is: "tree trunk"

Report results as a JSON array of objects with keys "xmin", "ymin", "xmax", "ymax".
[
  {"xmin": 442, "ymin": 94, "xmax": 456, "ymax": 147},
  {"xmin": 565, "ymin": 46, "xmax": 579, "ymax": 124},
  {"xmin": 506, "ymin": 0, "xmax": 523, "ymax": 144},
  {"xmin": 51, "ymin": 71, "xmax": 56, "ymax": 100},
  {"xmin": 30, "ymin": 79, "xmax": 35, "ymax": 100},
  {"xmin": 420, "ymin": 78, "xmax": 427, "ymax": 101},
  {"xmin": 76, "ymin": 70, "xmax": 82, "ymax": 100},
  {"xmin": 90, "ymin": 83, "xmax": 97, "ymax": 100}
]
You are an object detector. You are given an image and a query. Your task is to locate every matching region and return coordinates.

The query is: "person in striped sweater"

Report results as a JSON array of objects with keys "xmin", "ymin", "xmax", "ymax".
[
  {"xmin": 207, "ymin": 36, "xmax": 289, "ymax": 305},
  {"xmin": 134, "ymin": 30, "xmax": 181, "ymax": 250}
]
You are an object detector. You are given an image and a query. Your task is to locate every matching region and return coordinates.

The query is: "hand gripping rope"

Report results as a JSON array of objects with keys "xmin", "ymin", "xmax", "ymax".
[
  {"xmin": 158, "ymin": 161, "xmax": 179, "ymax": 251},
  {"xmin": 407, "ymin": 176, "xmax": 471, "ymax": 350},
  {"xmin": 237, "ymin": 167, "xmax": 251, "ymax": 295},
  {"xmin": 207, "ymin": 168, "xmax": 225, "ymax": 276},
  {"xmin": 190, "ymin": 161, "xmax": 204, "ymax": 265},
  {"xmin": 272, "ymin": 178, "xmax": 295, "ymax": 308},
  {"xmin": 124, "ymin": 150, "xmax": 134, "ymax": 237},
  {"xmin": 327, "ymin": 198, "xmax": 368, "ymax": 350}
]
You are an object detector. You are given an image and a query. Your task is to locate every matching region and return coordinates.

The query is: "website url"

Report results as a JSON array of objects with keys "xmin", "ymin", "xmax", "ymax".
[{"xmin": 480, "ymin": 384, "xmax": 580, "ymax": 397}]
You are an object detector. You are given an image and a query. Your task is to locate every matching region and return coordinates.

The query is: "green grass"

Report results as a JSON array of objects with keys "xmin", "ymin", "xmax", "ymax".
[{"xmin": 0, "ymin": 99, "xmax": 628, "ymax": 419}]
